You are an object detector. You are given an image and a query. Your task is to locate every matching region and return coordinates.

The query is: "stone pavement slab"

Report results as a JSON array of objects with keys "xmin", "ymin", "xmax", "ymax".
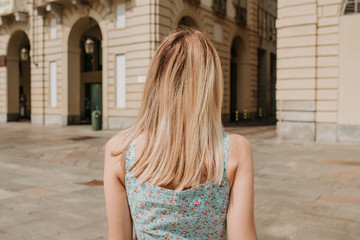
[{"xmin": 0, "ymin": 122, "xmax": 359, "ymax": 240}]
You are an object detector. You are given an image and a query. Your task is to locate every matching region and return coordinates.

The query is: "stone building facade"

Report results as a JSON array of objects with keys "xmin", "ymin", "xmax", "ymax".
[
  {"xmin": 277, "ymin": 0, "xmax": 360, "ymax": 142},
  {"xmin": 0, "ymin": 0, "xmax": 276, "ymax": 129}
]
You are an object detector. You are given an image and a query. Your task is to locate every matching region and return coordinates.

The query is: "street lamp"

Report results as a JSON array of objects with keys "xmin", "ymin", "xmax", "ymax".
[
  {"xmin": 20, "ymin": 47, "xmax": 29, "ymax": 61},
  {"xmin": 84, "ymin": 38, "xmax": 95, "ymax": 55}
]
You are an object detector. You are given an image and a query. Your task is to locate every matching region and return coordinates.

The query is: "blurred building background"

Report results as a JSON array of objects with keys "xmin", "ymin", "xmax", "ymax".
[
  {"xmin": 0, "ymin": 0, "xmax": 277, "ymax": 130},
  {"xmin": 277, "ymin": 0, "xmax": 360, "ymax": 142}
]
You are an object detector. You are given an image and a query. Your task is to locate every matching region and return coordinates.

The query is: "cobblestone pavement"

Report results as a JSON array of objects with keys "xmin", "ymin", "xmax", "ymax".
[{"xmin": 0, "ymin": 122, "xmax": 359, "ymax": 240}]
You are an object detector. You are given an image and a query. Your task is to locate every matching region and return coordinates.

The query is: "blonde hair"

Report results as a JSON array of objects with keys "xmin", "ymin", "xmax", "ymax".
[{"xmin": 108, "ymin": 27, "xmax": 224, "ymax": 192}]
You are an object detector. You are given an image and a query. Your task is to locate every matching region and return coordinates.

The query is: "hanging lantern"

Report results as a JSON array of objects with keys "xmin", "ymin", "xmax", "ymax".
[
  {"xmin": 84, "ymin": 38, "xmax": 95, "ymax": 55},
  {"xmin": 20, "ymin": 47, "xmax": 29, "ymax": 61}
]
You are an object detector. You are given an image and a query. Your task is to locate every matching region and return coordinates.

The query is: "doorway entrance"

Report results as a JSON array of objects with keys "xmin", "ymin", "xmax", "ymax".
[
  {"xmin": 230, "ymin": 36, "xmax": 246, "ymax": 121},
  {"xmin": 68, "ymin": 17, "xmax": 103, "ymax": 125},
  {"xmin": 7, "ymin": 31, "xmax": 31, "ymax": 122},
  {"xmin": 83, "ymin": 83, "xmax": 102, "ymax": 123}
]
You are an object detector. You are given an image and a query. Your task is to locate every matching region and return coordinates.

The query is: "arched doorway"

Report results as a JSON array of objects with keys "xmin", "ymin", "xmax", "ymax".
[
  {"xmin": 67, "ymin": 17, "xmax": 102, "ymax": 125},
  {"xmin": 257, "ymin": 50, "xmax": 277, "ymax": 120},
  {"xmin": 7, "ymin": 31, "xmax": 31, "ymax": 121},
  {"xmin": 178, "ymin": 16, "xmax": 199, "ymax": 29},
  {"xmin": 230, "ymin": 36, "xmax": 246, "ymax": 121}
]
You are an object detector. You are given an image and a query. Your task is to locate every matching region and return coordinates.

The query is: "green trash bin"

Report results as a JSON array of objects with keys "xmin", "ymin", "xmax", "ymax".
[{"xmin": 91, "ymin": 110, "xmax": 102, "ymax": 131}]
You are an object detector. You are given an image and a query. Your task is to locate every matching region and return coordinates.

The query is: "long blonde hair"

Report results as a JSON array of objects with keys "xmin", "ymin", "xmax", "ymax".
[{"xmin": 108, "ymin": 27, "xmax": 224, "ymax": 192}]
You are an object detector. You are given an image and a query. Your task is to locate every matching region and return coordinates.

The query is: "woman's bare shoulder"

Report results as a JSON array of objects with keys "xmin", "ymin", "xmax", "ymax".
[
  {"xmin": 103, "ymin": 131, "xmax": 130, "ymax": 185},
  {"xmin": 104, "ymin": 130, "xmax": 129, "ymax": 152},
  {"xmin": 226, "ymin": 133, "xmax": 257, "ymax": 239},
  {"xmin": 103, "ymin": 131, "xmax": 129, "ymax": 168},
  {"xmin": 229, "ymin": 133, "xmax": 251, "ymax": 149},
  {"xmin": 228, "ymin": 133, "xmax": 253, "ymax": 169}
]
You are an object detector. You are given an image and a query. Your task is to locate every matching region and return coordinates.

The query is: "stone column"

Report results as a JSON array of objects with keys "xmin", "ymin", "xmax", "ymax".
[
  {"xmin": 31, "ymin": 14, "xmax": 46, "ymax": 125},
  {"xmin": 276, "ymin": 0, "xmax": 318, "ymax": 141}
]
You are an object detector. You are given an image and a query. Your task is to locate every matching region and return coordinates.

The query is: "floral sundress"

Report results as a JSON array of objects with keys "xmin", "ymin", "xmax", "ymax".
[{"xmin": 124, "ymin": 132, "xmax": 230, "ymax": 239}]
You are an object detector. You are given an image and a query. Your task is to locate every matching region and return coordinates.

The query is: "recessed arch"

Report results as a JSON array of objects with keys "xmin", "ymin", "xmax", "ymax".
[
  {"xmin": 230, "ymin": 36, "xmax": 247, "ymax": 121},
  {"xmin": 67, "ymin": 16, "xmax": 103, "ymax": 125},
  {"xmin": 61, "ymin": 6, "xmax": 108, "ymax": 126},
  {"xmin": 173, "ymin": 8, "xmax": 203, "ymax": 30},
  {"xmin": 62, "ymin": 5, "xmax": 108, "ymax": 46},
  {"xmin": 6, "ymin": 30, "xmax": 31, "ymax": 121},
  {"xmin": 178, "ymin": 16, "xmax": 199, "ymax": 29}
]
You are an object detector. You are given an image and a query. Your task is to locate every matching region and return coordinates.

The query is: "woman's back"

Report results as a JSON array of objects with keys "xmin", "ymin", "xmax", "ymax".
[
  {"xmin": 103, "ymin": 28, "xmax": 257, "ymax": 240},
  {"xmin": 125, "ymin": 132, "xmax": 230, "ymax": 239}
]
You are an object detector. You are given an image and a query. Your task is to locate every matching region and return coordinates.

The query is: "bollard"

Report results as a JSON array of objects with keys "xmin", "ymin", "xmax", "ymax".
[{"xmin": 91, "ymin": 110, "xmax": 102, "ymax": 131}]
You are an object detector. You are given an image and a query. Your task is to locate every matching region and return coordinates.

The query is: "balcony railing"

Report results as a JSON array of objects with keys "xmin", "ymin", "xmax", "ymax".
[{"xmin": 212, "ymin": 0, "xmax": 226, "ymax": 17}]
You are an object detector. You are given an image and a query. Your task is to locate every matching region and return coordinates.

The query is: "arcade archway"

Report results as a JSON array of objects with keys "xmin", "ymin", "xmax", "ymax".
[
  {"xmin": 67, "ymin": 17, "xmax": 103, "ymax": 125},
  {"xmin": 230, "ymin": 36, "xmax": 247, "ymax": 121},
  {"xmin": 7, "ymin": 31, "xmax": 31, "ymax": 121}
]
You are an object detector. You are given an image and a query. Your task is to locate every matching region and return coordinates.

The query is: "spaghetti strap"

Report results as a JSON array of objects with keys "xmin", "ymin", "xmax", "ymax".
[
  {"xmin": 125, "ymin": 138, "xmax": 136, "ymax": 172},
  {"xmin": 223, "ymin": 131, "xmax": 230, "ymax": 178}
]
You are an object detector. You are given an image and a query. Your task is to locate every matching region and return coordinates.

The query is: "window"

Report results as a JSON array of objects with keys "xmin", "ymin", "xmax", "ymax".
[
  {"xmin": 342, "ymin": 0, "xmax": 360, "ymax": 15},
  {"xmin": 50, "ymin": 61, "xmax": 57, "ymax": 107},
  {"xmin": 268, "ymin": 15, "xmax": 276, "ymax": 42},
  {"xmin": 50, "ymin": 18, "xmax": 57, "ymax": 39},
  {"xmin": 258, "ymin": 7, "xmax": 276, "ymax": 42},
  {"xmin": 258, "ymin": 8, "xmax": 266, "ymax": 39},
  {"xmin": 116, "ymin": 4, "xmax": 125, "ymax": 28},
  {"xmin": 116, "ymin": 55, "xmax": 126, "ymax": 108},
  {"xmin": 233, "ymin": 0, "xmax": 247, "ymax": 26},
  {"xmin": 212, "ymin": 0, "xmax": 227, "ymax": 16},
  {"xmin": 213, "ymin": 23, "xmax": 223, "ymax": 43}
]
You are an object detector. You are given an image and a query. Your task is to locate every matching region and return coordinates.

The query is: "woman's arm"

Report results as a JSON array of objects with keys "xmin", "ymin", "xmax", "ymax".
[
  {"xmin": 104, "ymin": 138, "xmax": 133, "ymax": 240},
  {"xmin": 227, "ymin": 134, "xmax": 258, "ymax": 240}
]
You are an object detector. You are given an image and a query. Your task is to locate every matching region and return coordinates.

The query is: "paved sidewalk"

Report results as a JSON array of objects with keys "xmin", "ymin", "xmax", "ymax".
[{"xmin": 0, "ymin": 122, "xmax": 359, "ymax": 240}]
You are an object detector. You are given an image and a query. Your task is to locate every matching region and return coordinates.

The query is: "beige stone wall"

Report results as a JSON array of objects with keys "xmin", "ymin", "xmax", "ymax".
[
  {"xmin": 276, "ymin": 0, "xmax": 360, "ymax": 142},
  {"xmin": 277, "ymin": 1, "xmax": 317, "ymax": 141},
  {"xmin": 316, "ymin": 0, "xmax": 342, "ymax": 129},
  {"xmin": 44, "ymin": 13, "xmax": 62, "ymax": 116},
  {"xmin": 0, "ymin": 28, "xmax": 7, "ymax": 117},
  {"xmin": 30, "ymin": 0, "xmax": 154, "ymax": 127},
  {"xmin": 338, "ymin": 14, "xmax": 360, "ymax": 128},
  {"xmin": 106, "ymin": 0, "xmax": 153, "ymax": 124},
  {"xmin": 0, "ymin": 65, "xmax": 5, "ymax": 120},
  {"xmin": 30, "ymin": 14, "xmax": 46, "ymax": 124},
  {"xmin": 0, "ymin": 0, "xmax": 154, "ymax": 126}
]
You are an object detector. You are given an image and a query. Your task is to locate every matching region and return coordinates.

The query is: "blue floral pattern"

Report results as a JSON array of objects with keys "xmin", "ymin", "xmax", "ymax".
[{"xmin": 125, "ymin": 132, "xmax": 230, "ymax": 239}]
